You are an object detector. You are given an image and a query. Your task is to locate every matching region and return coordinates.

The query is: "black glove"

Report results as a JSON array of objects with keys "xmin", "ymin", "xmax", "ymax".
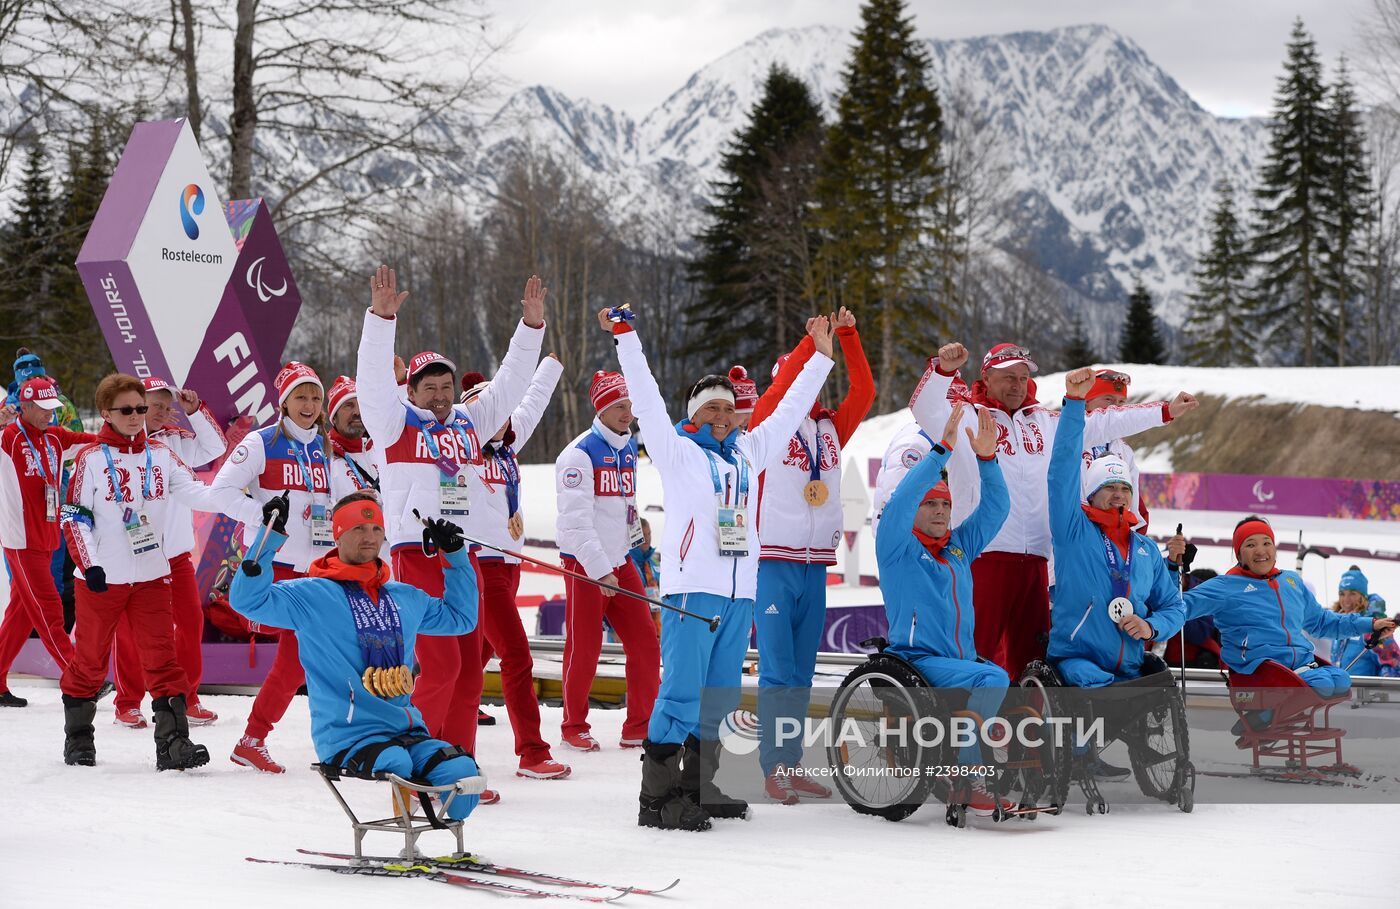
[
  {"xmin": 262, "ymin": 493, "xmax": 290, "ymax": 535},
  {"xmin": 85, "ymin": 566, "xmax": 107, "ymax": 593},
  {"xmin": 424, "ymin": 518, "xmax": 465, "ymax": 554}
]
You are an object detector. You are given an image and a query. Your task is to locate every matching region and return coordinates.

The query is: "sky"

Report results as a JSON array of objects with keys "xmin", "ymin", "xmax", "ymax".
[{"xmin": 488, "ymin": 0, "xmax": 1378, "ymax": 119}]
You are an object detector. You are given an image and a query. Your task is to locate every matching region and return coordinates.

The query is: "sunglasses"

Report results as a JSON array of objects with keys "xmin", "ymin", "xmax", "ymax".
[
  {"xmin": 985, "ymin": 345, "xmax": 1033, "ymax": 365},
  {"xmin": 1096, "ymin": 370, "xmax": 1131, "ymax": 386},
  {"xmin": 108, "ymin": 405, "xmax": 150, "ymax": 415}
]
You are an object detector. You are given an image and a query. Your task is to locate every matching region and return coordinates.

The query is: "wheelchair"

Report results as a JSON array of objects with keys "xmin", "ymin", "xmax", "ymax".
[
  {"xmin": 825, "ymin": 638, "xmax": 1064, "ymax": 827},
  {"xmin": 1017, "ymin": 652, "xmax": 1195, "ymax": 815},
  {"xmin": 1200, "ymin": 639, "xmax": 1356, "ymax": 780}
]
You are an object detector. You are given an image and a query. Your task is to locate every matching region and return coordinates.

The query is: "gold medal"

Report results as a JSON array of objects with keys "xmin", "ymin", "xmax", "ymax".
[
  {"xmin": 401, "ymin": 665, "xmax": 413, "ymax": 694},
  {"xmin": 362, "ymin": 667, "xmax": 377, "ymax": 695},
  {"xmin": 803, "ymin": 479, "xmax": 829, "ymax": 507},
  {"xmin": 508, "ymin": 512, "xmax": 524, "ymax": 541}
]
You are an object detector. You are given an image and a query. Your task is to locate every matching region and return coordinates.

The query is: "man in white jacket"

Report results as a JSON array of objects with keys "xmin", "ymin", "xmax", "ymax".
[
  {"xmin": 459, "ymin": 358, "xmax": 568, "ymax": 780},
  {"xmin": 555, "ymin": 370, "xmax": 660, "ymax": 753},
  {"xmin": 355, "ymin": 265, "xmax": 545, "ymax": 795},
  {"xmin": 110, "ymin": 378, "xmax": 228, "ymax": 729},
  {"xmin": 601, "ymin": 306, "xmax": 833, "ymax": 832},
  {"xmin": 909, "ymin": 342, "xmax": 1198, "ymax": 677}
]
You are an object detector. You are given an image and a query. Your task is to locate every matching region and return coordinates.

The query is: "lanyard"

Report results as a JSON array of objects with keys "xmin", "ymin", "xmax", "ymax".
[
  {"xmin": 489, "ymin": 444, "xmax": 521, "ymax": 516},
  {"xmin": 590, "ymin": 425, "xmax": 636, "ymax": 505},
  {"xmin": 704, "ymin": 450, "xmax": 749, "ymax": 508},
  {"xmin": 794, "ymin": 431, "xmax": 821, "ymax": 482},
  {"xmin": 17, "ymin": 422, "xmax": 57, "ymax": 488},
  {"xmin": 289, "ymin": 439, "xmax": 320, "ymax": 496},
  {"xmin": 1101, "ymin": 531, "xmax": 1132, "ymax": 600},
  {"xmin": 419, "ymin": 420, "xmax": 472, "ymax": 473},
  {"xmin": 101, "ymin": 443, "xmax": 153, "ymax": 502},
  {"xmin": 342, "ymin": 452, "xmax": 372, "ymax": 490}
]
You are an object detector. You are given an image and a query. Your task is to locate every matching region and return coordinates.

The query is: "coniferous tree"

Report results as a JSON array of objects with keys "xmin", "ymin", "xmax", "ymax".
[
  {"xmin": 1118, "ymin": 280, "xmax": 1167, "ymax": 365},
  {"xmin": 1063, "ymin": 315, "xmax": 1099, "ymax": 368},
  {"xmin": 814, "ymin": 0, "xmax": 944, "ymax": 412},
  {"xmin": 687, "ymin": 65, "xmax": 823, "ymax": 378},
  {"xmin": 1185, "ymin": 182, "xmax": 1258, "ymax": 366},
  {"xmin": 1251, "ymin": 18, "xmax": 1331, "ymax": 365},
  {"xmin": 0, "ymin": 141, "xmax": 60, "ymax": 355},
  {"xmin": 1320, "ymin": 57, "xmax": 1374, "ymax": 366}
]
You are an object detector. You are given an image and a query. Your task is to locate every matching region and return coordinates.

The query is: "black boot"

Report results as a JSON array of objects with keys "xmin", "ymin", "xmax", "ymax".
[
  {"xmin": 682, "ymin": 735, "xmax": 750, "ymax": 820},
  {"xmin": 152, "ymin": 694, "xmax": 210, "ymax": 771},
  {"xmin": 0, "ymin": 689, "xmax": 28, "ymax": 707},
  {"xmin": 62, "ymin": 694, "xmax": 97, "ymax": 766},
  {"xmin": 639, "ymin": 741, "xmax": 711, "ymax": 831}
]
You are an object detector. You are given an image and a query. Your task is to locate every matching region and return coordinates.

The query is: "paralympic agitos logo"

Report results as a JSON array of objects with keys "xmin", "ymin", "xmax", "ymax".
[{"xmin": 179, "ymin": 183, "xmax": 205, "ymax": 240}]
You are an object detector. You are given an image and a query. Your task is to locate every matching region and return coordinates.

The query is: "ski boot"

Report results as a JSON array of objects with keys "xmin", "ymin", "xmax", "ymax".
[
  {"xmin": 152, "ymin": 694, "xmax": 211, "ymax": 771},
  {"xmin": 682, "ymin": 735, "xmax": 750, "ymax": 820}
]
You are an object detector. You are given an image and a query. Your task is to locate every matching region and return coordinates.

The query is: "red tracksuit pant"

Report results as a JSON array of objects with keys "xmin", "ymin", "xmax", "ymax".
[
  {"xmin": 970, "ymin": 551, "xmax": 1050, "ymax": 678},
  {"xmin": 60, "ymin": 575, "xmax": 187, "ymax": 700},
  {"xmin": 401, "ymin": 547, "xmax": 484, "ymax": 757},
  {"xmin": 560, "ymin": 557, "xmax": 659, "ymax": 741},
  {"xmin": 113, "ymin": 552, "xmax": 205, "ymax": 710},
  {"xmin": 242, "ymin": 564, "xmax": 305, "ymax": 739},
  {"xmin": 474, "ymin": 556, "xmax": 550, "ymax": 766},
  {"xmin": 0, "ymin": 547, "xmax": 76, "ymax": 690}
]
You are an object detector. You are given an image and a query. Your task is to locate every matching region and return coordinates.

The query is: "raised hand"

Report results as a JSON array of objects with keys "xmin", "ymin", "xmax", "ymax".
[
  {"xmin": 833, "ymin": 306, "xmax": 857, "ymax": 330},
  {"xmin": 1168, "ymin": 392, "xmax": 1199, "ymax": 419},
  {"xmin": 521, "ymin": 275, "xmax": 547, "ymax": 329},
  {"xmin": 1065, "ymin": 366, "xmax": 1095, "ymax": 399},
  {"xmin": 965, "ymin": 405, "xmax": 998, "ymax": 458},
  {"xmin": 0, "ymin": 404, "xmax": 16, "ymax": 427},
  {"xmin": 393, "ymin": 355, "xmax": 408, "ymax": 385},
  {"xmin": 176, "ymin": 388, "xmax": 200, "ymax": 415},
  {"xmin": 940, "ymin": 402, "xmax": 965, "ymax": 449},
  {"xmin": 425, "ymin": 517, "xmax": 466, "ymax": 554},
  {"xmin": 807, "ymin": 314, "xmax": 834, "ymax": 359},
  {"xmin": 369, "ymin": 264, "xmax": 409, "ymax": 318},
  {"xmin": 597, "ymin": 307, "xmax": 616, "ymax": 333},
  {"xmin": 937, "ymin": 342, "xmax": 969, "ymax": 372}
]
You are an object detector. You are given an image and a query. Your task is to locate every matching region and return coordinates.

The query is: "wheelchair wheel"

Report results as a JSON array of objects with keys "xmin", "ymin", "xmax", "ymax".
[
  {"xmin": 1016, "ymin": 662, "xmax": 1071, "ymax": 813},
  {"xmin": 826, "ymin": 657, "xmax": 939, "ymax": 822},
  {"xmin": 1127, "ymin": 685, "xmax": 1192, "ymax": 806}
]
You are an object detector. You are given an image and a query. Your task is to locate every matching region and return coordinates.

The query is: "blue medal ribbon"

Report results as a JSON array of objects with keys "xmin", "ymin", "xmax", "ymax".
[
  {"xmin": 101, "ymin": 443, "xmax": 153, "ymax": 503},
  {"xmin": 288, "ymin": 438, "xmax": 320, "ymax": 495},
  {"xmin": 17, "ymin": 422, "xmax": 57, "ymax": 490},
  {"xmin": 490, "ymin": 443, "xmax": 521, "ymax": 516},
  {"xmin": 1101, "ymin": 531, "xmax": 1132, "ymax": 601},
  {"xmin": 340, "ymin": 581, "xmax": 404, "ymax": 669},
  {"xmin": 794, "ymin": 431, "xmax": 821, "ymax": 482}
]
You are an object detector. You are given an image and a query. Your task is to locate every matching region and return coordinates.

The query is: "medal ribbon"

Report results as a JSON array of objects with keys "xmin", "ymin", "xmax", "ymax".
[{"xmin": 340, "ymin": 581, "xmax": 404, "ymax": 668}]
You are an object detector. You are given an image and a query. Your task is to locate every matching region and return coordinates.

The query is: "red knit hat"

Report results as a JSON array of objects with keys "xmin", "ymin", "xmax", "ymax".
[
  {"xmin": 921, "ymin": 480, "xmax": 953, "ymax": 507},
  {"xmin": 1087, "ymin": 369, "xmax": 1131, "ymax": 401},
  {"xmin": 327, "ymin": 375, "xmax": 357, "ymax": 419},
  {"xmin": 1232, "ymin": 519, "xmax": 1275, "ymax": 558},
  {"xmin": 274, "ymin": 362, "xmax": 323, "ymax": 408},
  {"xmin": 589, "ymin": 371, "xmax": 629, "ymax": 413},
  {"xmin": 729, "ymin": 366, "xmax": 757, "ymax": 414}
]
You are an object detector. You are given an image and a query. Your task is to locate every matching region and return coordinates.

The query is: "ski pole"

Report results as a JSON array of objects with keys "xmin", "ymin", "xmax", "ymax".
[
  {"xmin": 240, "ymin": 492, "xmax": 289, "ymax": 577},
  {"xmin": 1345, "ymin": 622, "xmax": 1391, "ymax": 672},
  {"xmin": 1174, "ymin": 523, "xmax": 1197, "ymax": 695},
  {"xmin": 410, "ymin": 509, "xmax": 721, "ymax": 632}
]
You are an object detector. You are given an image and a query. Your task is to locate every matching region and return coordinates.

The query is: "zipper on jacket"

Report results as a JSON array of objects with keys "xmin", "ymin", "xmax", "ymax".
[
  {"xmin": 910, "ymin": 610, "xmax": 917, "ymax": 647},
  {"xmin": 1069, "ymin": 601, "xmax": 1094, "ymax": 641},
  {"xmin": 936, "ymin": 553, "xmax": 964, "ymax": 660},
  {"xmin": 1271, "ymin": 582, "xmax": 1295, "ymax": 666},
  {"xmin": 1240, "ymin": 635, "xmax": 1248, "ymax": 664},
  {"xmin": 346, "ymin": 681, "xmax": 355, "ymax": 724}
]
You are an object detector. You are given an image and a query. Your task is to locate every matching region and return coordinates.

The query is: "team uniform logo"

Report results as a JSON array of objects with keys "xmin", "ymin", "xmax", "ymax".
[
  {"xmin": 561, "ymin": 467, "xmax": 583, "ymax": 489},
  {"xmin": 900, "ymin": 447, "xmax": 923, "ymax": 468}
]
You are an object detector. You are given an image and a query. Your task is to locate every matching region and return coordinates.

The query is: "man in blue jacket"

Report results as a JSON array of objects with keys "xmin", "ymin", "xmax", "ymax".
[
  {"xmin": 1184, "ymin": 517, "xmax": 1395, "ymax": 709},
  {"xmin": 1046, "ymin": 368, "xmax": 1186, "ymax": 689},
  {"xmin": 230, "ymin": 490, "xmax": 484, "ymax": 820},
  {"xmin": 877, "ymin": 402, "xmax": 1009, "ymax": 814}
]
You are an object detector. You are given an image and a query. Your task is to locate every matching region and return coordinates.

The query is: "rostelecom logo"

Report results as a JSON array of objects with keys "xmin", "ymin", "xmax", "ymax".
[{"xmin": 179, "ymin": 183, "xmax": 204, "ymax": 240}]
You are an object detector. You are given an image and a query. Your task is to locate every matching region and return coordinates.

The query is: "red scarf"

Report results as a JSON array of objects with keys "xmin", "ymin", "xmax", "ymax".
[
  {"xmin": 308, "ymin": 551, "xmax": 390, "ymax": 603},
  {"xmin": 912, "ymin": 527, "xmax": 952, "ymax": 559},
  {"xmin": 96, "ymin": 423, "xmax": 149, "ymax": 453},
  {"xmin": 1081, "ymin": 504, "xmax": 1139, "ymax": 559},
  {"xmin": 329, "ymin": 428, "xmax": 372, "ymax": 458},
  {"xmin": 968, "ymin": 379, "xmax": 1039, "ymax": 415}
]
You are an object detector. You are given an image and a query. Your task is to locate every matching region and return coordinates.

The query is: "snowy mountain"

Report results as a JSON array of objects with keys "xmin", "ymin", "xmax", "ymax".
[{"xmin": 467, "ymin": 23, "xmax": 1271, "ymax": 325}]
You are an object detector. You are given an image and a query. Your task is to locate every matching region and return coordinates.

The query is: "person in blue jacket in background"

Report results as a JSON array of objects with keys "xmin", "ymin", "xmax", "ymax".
[
  {"xmin": 230, "ymin": 490, "xmax": 484, "ymax": 820},
  {"xmin": 876, "ymin": 401, "xmax": 1009, "ymax": 814},
  {"xmin": 1329, "ymin": 568, "xmax": 1393, "ymax": 677},
  {"xmin": 1184, "ymin": 516, "xmax": 1396, "ymax": 732}
]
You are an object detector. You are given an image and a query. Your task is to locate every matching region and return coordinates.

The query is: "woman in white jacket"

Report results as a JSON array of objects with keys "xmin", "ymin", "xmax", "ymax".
[{"xmin": 600, "ymin": 307, "xmax": 833, "ymax": 832}]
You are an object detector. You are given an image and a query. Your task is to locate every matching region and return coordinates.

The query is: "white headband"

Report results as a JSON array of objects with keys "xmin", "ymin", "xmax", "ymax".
[{"xmin": 686, "ymin": 385, "xmax": 736, "ymax": 421}]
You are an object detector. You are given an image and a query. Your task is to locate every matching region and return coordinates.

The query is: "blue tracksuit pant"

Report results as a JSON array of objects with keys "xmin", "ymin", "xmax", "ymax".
[
  {"xmin": 648, "ymin": 592, "xmax": 754, "ymax": 745},
  {"xmin": 368, "ymin": 736, "xmax": 481, "ymax": 821},
  {"xmin": 755, "ymin": 560, "xmax": 828, "ymax": 774},
  {"xmin": 1056, "ymin": 656, "xmax": 1143, "ymax": 688},
  {"xmin": 889, "ymin": 649, "xmax": 1009, "ymax": 766},
  {"xmin": 1298, "ymin": 664, "xmax": 1351, "ymax": 698}
]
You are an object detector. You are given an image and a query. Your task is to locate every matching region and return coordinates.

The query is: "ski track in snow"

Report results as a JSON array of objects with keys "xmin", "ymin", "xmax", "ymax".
[{"xmin": 0, "ymin": 686, "xmax": 1391, "ymax": 908}]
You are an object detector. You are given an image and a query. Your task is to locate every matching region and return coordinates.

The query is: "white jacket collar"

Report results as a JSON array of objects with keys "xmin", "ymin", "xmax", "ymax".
[
  {"xmin": 281, "ymin": 417, "xmax": 320, "ymax": 444},
  {"xmin": 591, "ymin": 417, "xmax": 631, "ymax": 448}
]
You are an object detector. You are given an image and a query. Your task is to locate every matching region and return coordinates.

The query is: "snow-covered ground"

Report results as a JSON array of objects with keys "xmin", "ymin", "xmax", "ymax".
[{"xmin": 1, "ymin": 683, "xmax": 1394, "ymax": 909}]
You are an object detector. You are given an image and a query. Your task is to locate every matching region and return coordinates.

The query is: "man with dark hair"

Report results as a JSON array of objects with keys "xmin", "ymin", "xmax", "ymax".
[{"xmin": 230, "ymin": 490, "xmax": 484, "ymax": 816}]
